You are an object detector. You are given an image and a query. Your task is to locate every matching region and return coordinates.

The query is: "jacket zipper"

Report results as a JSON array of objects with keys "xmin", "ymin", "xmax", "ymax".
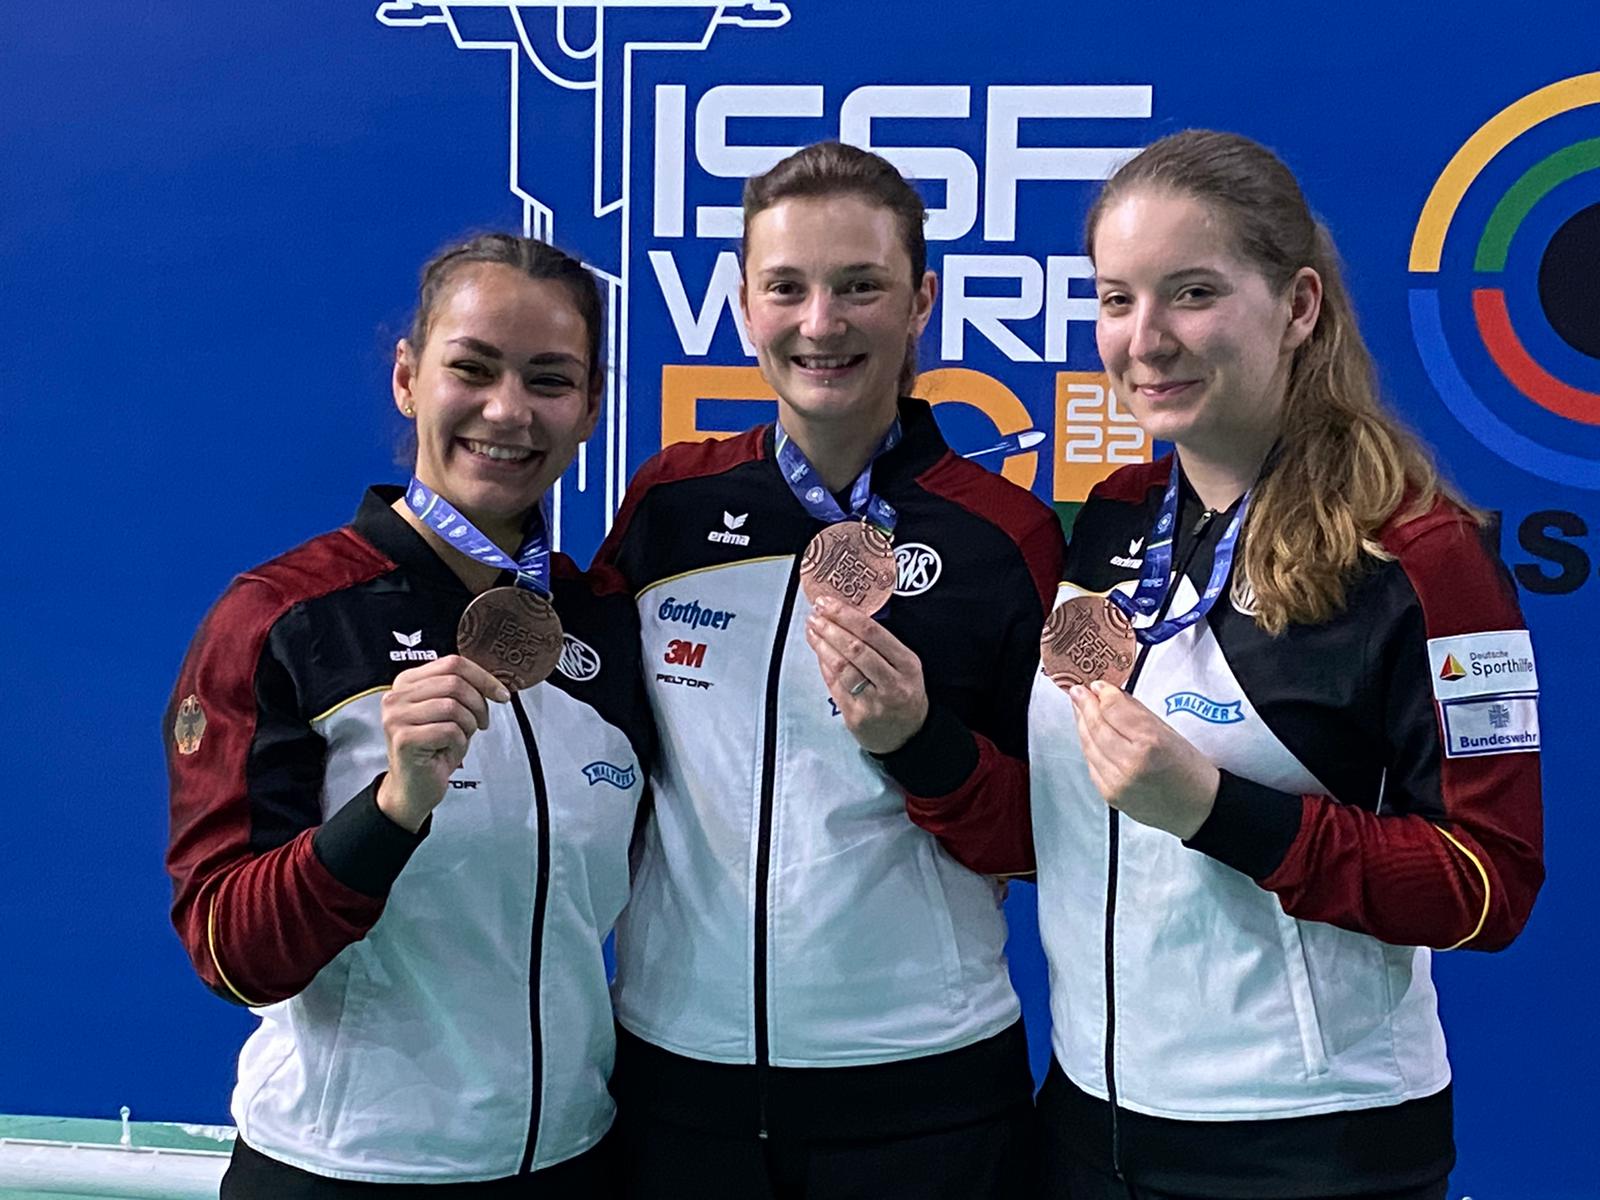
[
  {"xmin": 511, "ymin": 693, "xmax": 552, "ymax": 1174},
  {"xmin": 754, "ymin": 557, "xmax": 803, "ymax": 1139},
  {"xmin": 1105, "ymin": 507, "xmax": 1214, "ymax": 1177}
]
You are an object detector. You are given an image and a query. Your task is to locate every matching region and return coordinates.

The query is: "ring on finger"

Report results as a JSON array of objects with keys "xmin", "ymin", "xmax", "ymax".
[{"xmin": 848, "ymin": 677, "xmax": 873, "ymax": 697}]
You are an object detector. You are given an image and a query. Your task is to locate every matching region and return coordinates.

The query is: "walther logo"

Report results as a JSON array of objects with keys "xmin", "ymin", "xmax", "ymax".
[
  {"xmin": 1163, "ymin": 692, "xmax": 1244, "ymax": 724},
  {"xmin": 583, "ymin": 761, "xmax": 638, "ymax": 789}
]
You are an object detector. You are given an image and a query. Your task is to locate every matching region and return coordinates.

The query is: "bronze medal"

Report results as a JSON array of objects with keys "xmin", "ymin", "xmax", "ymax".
[
  {"xmin": 457, "ymin": 586, "xmax": 564, "ymax": 691},
  {"xmin": 800, "ymin": 521, "xmax": 897, "ymax": 614},
  {"xmin": 1040, "ymin": 594, "xmax": 1137, "ymax": 691}
]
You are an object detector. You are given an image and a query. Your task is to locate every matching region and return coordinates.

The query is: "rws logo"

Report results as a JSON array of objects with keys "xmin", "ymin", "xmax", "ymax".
[{"xmin": 893, "ymin": 543, "xmax": 941, "ymax": 596}]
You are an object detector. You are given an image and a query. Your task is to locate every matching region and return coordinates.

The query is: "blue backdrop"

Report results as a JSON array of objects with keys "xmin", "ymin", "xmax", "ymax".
[{"xmin": 4, "ymin": 5, "xmax": 1597, "ymax": 1197}]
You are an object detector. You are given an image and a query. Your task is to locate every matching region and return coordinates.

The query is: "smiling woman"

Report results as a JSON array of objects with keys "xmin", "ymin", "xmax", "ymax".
[
  {"xmin": 595, "ymin": 143, "xmax": 1066, "ymax": 1200},
  {"xmin": 163, "ymin": 233, "xmax": 652, "ymax": 1197},
  {"xmin": 1028, "ymin": 131, "xmax": 1544, "ymax": 1200}
]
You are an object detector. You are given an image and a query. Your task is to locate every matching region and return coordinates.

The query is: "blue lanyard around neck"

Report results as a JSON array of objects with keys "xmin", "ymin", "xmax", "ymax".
[
  {"xmin": 404, "ymin": 477, "xmax": 552, "ymax": 595},
  {"xmin": 1106, "ymin": 455, "xmax": 1250, "ymax": 646},
  {"xmin": 774, "ymin": 419, "xmax": 902, "ymax": 535}
]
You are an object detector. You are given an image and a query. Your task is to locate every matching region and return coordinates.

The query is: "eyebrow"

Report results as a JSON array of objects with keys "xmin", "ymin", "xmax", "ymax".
[
  {"xmin": 446, "ymin": 337, "xmax": 586, "ymax": 369},
  {"xmin": 757, "ymin": 262, "xmax": 893, "ymax": 277},
  {"xmin": 1095, "ymin": 267, "xmax": 1224, "ymax": 288}
]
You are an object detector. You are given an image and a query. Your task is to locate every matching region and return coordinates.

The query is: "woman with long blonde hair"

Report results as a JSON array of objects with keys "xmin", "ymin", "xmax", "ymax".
[{"xmin": 1029, "ymin": 130, "xmax": 1544, "ymax": 1199}]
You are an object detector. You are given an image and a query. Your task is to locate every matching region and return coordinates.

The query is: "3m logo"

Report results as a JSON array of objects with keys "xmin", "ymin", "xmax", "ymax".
[
  {"xmin": 708, "ymin": 510, "xmax": 752, "ymax": 547},
  {"xmin": 391, "ymin": 630, "xmax": 439, "ymax": 663},
  {"xmin": 664, "ymin": 639, "xmax": 707, "ymax": 668},
  {"xmin": 1440, "ymin": 654, "xmax": 1467, "ymax": 681}
]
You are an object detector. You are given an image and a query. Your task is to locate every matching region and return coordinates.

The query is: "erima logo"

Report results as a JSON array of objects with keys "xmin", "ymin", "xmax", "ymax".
[
  {"xmin": 1111, "ymin": 537, "xmax": 1144, "ymax": 570},
  {"xmin": 1164, "ymin": 692, "xmax": 1244, "ymax": 724},
  {"xmin": 391, "ymin": 630, "xmax": 439, "ymax": 662},
  {"xmin": 1439, "ymin": 654, "xmax": 1467, "ymax": 681},
  {"xmin": 707, "ymin": 511, "xmax": 751, "ymax": 547},
  {"xmin": 583, "ymin": 761, "xmax": 638, "ymax": 789},
  {"xmin": 893, "ymin": 543, "xmax": 942, "ymax": 596},
  {"xmin": 557, "ymin": 634, "xmax": 601, "ymax": 683}
]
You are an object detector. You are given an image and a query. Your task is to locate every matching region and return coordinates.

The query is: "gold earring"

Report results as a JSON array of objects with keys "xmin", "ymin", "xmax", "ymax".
[{"xmin": 401, "ymin": 403, "xmax": 415, "ymax": 417}]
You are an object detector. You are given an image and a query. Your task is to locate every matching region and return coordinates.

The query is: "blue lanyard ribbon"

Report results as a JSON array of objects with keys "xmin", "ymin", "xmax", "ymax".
[
  {"xmin": 1107, "ymin": 456, "xmax": 1250, "ymax": 646},
  {"xmin": 774, "ymin": 419, "xmax": 902, "ymax": 535},
  {"xmin": 404, "ymin": 477, "xmax": 552, "ymax": 595}
]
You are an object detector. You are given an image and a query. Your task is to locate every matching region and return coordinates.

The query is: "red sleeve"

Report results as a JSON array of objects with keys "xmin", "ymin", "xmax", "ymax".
[
  {"xmin": 1190, "ymin": 500, "xmax": 1544, "ymax": 951},
  {"xmin": 891, "ymin": 499, "xmax": 1067, "ymax": 875},
  {"xmin": 165, "ymin": 540, "xmax": 423, "ymax": 1006},
  {"xmin": 899, "ymin": 721, "xmax": 1038, "ymax": 876}
]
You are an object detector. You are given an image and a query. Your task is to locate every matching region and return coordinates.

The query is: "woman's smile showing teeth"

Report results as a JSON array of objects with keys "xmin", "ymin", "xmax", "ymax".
[
  {"xmin": 460, "ymin": 437, "xmax": 536, "ymax": 463},
  {"xmin": 792, "ymin": 353, "xmax": 866, "ymax": 375}
]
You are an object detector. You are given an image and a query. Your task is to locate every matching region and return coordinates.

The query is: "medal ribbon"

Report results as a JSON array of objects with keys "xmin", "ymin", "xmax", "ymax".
[
  {"xmin": 1106, "ymin": 456, "xmax": 1250, "ymax": 646},
  {"xmin": 774, "ymin": 419, "xmax": 902, "ymax": 536},
  {"xmin": 404, "ymin": 477, "xmax": 552, "ymax": 595}
]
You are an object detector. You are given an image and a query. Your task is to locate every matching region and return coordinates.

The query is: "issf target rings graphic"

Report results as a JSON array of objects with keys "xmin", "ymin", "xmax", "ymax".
[{"xmin": 1410, "ymin": 72, "xmax": 1600, "ymax": 490}]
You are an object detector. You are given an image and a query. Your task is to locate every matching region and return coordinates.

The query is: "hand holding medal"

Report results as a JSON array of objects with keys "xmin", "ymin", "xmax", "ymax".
[
  {"xmin": 778, "ymin": 419, "xmax": 931, "ymax": 752},
  {"xmin": 805, "ymin": 595, "xmax": 930, "ymax": 754},
  {"xmin": 378, "ymin": 654, "xmax": 511, "ymax": 832},
  {"xmin": 1043, "ymin": 457, "xmax": 1244, "ymax": 835}
]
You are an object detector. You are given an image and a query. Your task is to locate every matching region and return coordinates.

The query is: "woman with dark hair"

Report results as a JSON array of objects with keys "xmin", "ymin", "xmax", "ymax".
[
  {"xmin": 596, "ymin": 141, "xmax": 1063, "ymax": 1198},
  {"xmin": 165, "ymin": 233, "xmax": 650, "ymax": 1197},
  {"xmin": 1030, "ymin": 130, "xmax": 1545, "ymax": 1199}
]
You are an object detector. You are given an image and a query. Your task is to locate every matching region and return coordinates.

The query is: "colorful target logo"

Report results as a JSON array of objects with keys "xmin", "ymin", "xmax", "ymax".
[{"xmin": 1410, "ymin": 72, "xmax": 1600, "ymax": 489}]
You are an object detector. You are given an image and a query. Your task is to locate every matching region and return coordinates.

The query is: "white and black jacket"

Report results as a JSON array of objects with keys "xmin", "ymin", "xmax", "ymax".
[
  {"xmin": 595, "ymin": 398, "xmax": 1064, "ymax": 1138},
  {"xmin": 1030, "ymin": 457, "xmax": 1543, "ymax": 1195},
  {"xmin": 165, "ymin": 487, "xmax": 652, "ymax": 1183}
]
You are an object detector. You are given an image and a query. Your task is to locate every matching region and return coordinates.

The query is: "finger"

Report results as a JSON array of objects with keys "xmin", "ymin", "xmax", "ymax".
[
  {"xmin": 389, "ymin": 674, "xmax": 493, "ymax": 732},
  {"xmin": 398, "ymin": 654, "xmax": 511, "ymax": 703},
  {"xmin": 805, "ymin": 622, "xmax": 870, "ymax": 699},
  {"xmin": 1070, "ymin": 684, "xmax": 1139, "ymax": 757},
  {"xmin": 1085, "ymin": 680, "xmax": 1159, "ymax": 737},
  {"xmin": 438, "ymin": 654, "xmax": 514, "ymax": 703},
  {"xmin": 806, "ymin": 612, "xmax": 897, "ymax": 690},
  {"xmin": 389, "ymin": 721, "xmax": 471, "ymax": 765},
  {"xmin": 392, "ymin": 696, "xmax": 486, "ymax": 740},
  {"xmin": 1071, "ymin": 702, "xmax": 1122, "ymax": 802},
  {"xmin": 813, "ymin": 596, "xmax": 919, "ymax": 673}
]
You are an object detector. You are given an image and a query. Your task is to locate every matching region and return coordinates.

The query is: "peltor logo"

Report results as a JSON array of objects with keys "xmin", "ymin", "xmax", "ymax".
[
  {"xmin": 1410, "ymin": 72, "xmax": 1600, "ymax": 489},
  {"xmin": 1439, "ymin": 654, "xmax": 1468, "ymax": 681}
]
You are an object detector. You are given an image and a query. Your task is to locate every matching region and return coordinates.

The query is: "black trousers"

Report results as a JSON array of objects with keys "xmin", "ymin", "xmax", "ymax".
[
  {"xmin": 220, "ymin": 1132, "xmax": 618, "ymax": 1199},
  {"xmin": 1039, "ymin": 1145, "xmax": 1450, "ymax": 1200},
  {"xmin": 618, "ymin": 1101, "xmax": 1037, "ymax": 1200}
]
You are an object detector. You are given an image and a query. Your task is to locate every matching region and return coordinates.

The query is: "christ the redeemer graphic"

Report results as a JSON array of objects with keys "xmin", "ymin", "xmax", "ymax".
[{"xmin": 377, "ymin": 0, "xmax": 791, "ymax": 546}]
